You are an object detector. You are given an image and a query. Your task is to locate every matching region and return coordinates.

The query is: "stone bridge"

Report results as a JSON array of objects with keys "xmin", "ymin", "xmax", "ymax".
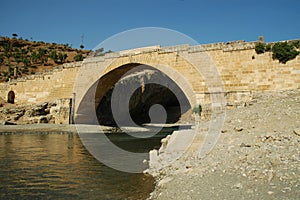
[{"xmin": 1, "ymin": 40, "xmax": 299, "ymax": 124}]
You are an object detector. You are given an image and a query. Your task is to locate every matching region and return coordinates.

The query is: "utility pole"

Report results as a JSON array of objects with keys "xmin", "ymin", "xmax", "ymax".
[{"xmin": 80, "ymin": 34, "xmax": 84, "ymax": 49}]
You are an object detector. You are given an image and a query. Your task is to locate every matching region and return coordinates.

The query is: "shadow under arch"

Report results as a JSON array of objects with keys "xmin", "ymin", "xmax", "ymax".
[{"xmin": 75, "ymin": 63, "xmax": 194, "ymax": 125}]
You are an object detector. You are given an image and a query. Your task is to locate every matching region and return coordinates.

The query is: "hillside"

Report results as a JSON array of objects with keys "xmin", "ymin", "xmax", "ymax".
[{"xmin": 0, "ymin": 37, "xmax": 91, "ymax": 82}]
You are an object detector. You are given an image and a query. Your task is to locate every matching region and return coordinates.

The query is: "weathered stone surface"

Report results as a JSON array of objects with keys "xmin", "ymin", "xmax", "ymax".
[
  {"xmin": 234, "ymin": 127, "xmax": 244, "ymax": 132},
  {"xmin": 239, "ymin": 143, "xmax": 251, "ymax": 147},
  {"xmin": 147, "ymin": 129, "xmax": 196, "ymax": 175},
  {"xmin": 293, "ymin": 128, "xmax": 300, "ymax": 136},
  {"xmin": 0, "ymin": 99, "xmax": 71, "ymax": 124},
  {"xmin": 38, "ymin": 116, "xmax": 48, "ymax": 123},
  {"xmin": 28, "ymin": 103, "xmax": 49, "ymax": 116},
  {"xmin": 0, "ymin": 120, "xmax": 16, "ymax": 125}
]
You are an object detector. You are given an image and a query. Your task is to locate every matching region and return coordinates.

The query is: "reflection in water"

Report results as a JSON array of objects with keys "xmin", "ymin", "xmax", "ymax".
[{"xmin": 0, "ymin": 132, "xmax": 171, "ymax": 199}]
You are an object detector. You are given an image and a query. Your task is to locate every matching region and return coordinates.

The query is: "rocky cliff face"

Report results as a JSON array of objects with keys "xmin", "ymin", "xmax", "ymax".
[{"xmin": 0, "ymin": 98, "xmax": 71, "ymax": 125}]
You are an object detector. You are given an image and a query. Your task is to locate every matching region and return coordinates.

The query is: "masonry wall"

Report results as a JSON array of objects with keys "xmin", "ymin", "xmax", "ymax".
[
  {"xmin": 207, "ymin": 43, "xmax": 300, "ymax": 92},
  {"xmin": 0, "ymin": 62, "xmax": 81, "ymax": 105},
  {"xmin": 0, "ymin": 40, "xmax": 299, "ymax": 109},
  {"xmin": 195, "ymin": 41, "xmax": 300, "ymax": 104}
]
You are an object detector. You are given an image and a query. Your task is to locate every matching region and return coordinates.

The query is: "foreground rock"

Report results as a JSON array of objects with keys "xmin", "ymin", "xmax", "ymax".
[
  {"xmin": 0, "ymin": 120, "xmax": 16, "ymax": 125},
  {"xmin": 0, "ymin": 99, "xmax": 71, "ymax": 124},
  {"xmin": 149, "ymin": 89, "xmax": 300, "ymax": 200}
]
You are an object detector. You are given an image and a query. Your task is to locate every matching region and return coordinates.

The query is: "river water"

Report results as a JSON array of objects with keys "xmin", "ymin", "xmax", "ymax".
[{"xmin": 0, "ymin": 130, "xmax": 173, "ymax": 199}]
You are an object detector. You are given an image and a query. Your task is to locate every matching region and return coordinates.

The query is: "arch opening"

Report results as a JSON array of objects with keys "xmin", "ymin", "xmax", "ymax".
[
  {"xmin": 75, "ymin": 63, "xmax": 193, "ymax": 125},
  {"xmin": 7, "ymin": 91, "xmax": 15, "ymax": 104},
  {"xmin": 95, "ymin": 64, "xmax": 191, "ymax": 126}
]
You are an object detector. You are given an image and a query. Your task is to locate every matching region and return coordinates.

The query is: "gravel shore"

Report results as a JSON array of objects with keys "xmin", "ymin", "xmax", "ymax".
[{"xmin": 150, "ymin": 89, "xmax": 300, "ymax": 200}]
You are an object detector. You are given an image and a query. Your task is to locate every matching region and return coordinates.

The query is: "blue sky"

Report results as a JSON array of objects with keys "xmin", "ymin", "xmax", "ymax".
[{"xmin": 1, "ymin": 0, "xmax": 299, "ymax": 50}]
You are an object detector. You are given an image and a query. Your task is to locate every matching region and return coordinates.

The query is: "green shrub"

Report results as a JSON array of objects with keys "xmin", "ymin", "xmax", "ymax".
[
  {"xmin": 272, "ymin": 42, "xmax": 299, "ymax": 64},
  {"xmin": 2, "ymin": 71, "xmax": 8, "ymax": 77},
  {"xmin": 0, "ymin": 54, "xmax": 4, "ymax": 64},
  {"xmin": 22, "ymin": 57, "xmax": 30, "ymax": 66},
  {"xmin": 30, "ymin": 51, "xmax": 38, "ymax": 63},
  {"xmin": 265, "ymin": 44, "xmax": 272, "ymax": 52},
  {"xmin": 192, "ymin": 105, "xmax": 202, "ymax": 116},
  {"xmin": 8, "ymin": 66, "xmax": 14, "ymax": 73},
  {"xmin": 58, "ymin": 52, "xmax": 67, "ymax": 63},
  {"xmin": 255, "ymin": 40, "xmax": 299, "ymax": 64},
  {"xmin": 49, "ymin": 50, "xmax": 58, "ymax": 62},
  {"xmin": 74, "ymin": 53, "xmax": 83, "ymax": 61},
  {"xmin": 37, "ymin": 48, "xmax": 47, "ymax": 57},
  {"xmin": 255, "ymin": 42, "xmax": 266, "ymax": 54},
  {"xmin": 291, "ymin": 40, "xmax": 300, "ymax": 48}
]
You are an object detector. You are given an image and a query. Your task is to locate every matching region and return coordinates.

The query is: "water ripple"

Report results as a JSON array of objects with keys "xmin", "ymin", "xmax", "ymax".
[{"xmin": 0, "ymin": 133, "xmax": 157, "ymax": 199}]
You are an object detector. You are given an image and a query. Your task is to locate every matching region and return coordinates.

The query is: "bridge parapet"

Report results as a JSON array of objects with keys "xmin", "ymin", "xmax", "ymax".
[
  {"xmin": 88, "ymin": 38, "xmax": 300, "ymax": 62},
  {"xmin": 85, "ymin": 40, "xmax": 259, "ymax": 64}
]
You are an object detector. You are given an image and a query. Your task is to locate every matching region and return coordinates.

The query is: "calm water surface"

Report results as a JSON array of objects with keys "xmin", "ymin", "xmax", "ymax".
[{"xmin": 0, "ymin": 131, "xmax": 173, "ymax": 199}]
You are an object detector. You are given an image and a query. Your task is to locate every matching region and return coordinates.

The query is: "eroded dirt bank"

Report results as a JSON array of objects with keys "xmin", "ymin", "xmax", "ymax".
[{"xmin": 149, "ymin": 89, "xmax": 300, "ymax": 200}]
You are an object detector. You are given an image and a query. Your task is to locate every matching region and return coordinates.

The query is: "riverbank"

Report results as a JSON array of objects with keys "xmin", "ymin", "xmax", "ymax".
[
  {"xmin": 149, "ymin": 89, "xmax": 300, "ymax": 200},
  {"xmin": 0, "ymin": 123, "xmax": 188, "ymax": 135},
  {"xmin": 0, "ymin": 124, "xmax": 76, "ymax": 134}
]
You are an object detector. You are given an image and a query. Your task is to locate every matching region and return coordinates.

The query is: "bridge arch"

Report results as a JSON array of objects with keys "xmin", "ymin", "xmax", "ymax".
[{"xmin": 74, "ymin": 52, "xmax": 204, "ymax": 125}]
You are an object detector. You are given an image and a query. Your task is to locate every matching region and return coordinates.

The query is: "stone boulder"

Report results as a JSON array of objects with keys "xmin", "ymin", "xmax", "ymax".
[
  {"xmin": 25, "ymin": 102, "xmax": 49, "ymax": 117},
  {"xmin": 0, "ymin": 120, "xmax": 16, "ymax": 125}
]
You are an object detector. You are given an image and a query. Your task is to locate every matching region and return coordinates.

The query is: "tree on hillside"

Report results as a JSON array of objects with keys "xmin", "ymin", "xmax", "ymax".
[
  {"xmin": 30, "ymin": 51, "xmax": 38, "ymax": 64},
  {"xmin": 20, "ymin": 48, "xmax": 28, "ymax": 59},
  {"xmin": 37, "ymin": 48, "xmax": 48, "ymax": 64},
  {"xmin": 0, "ymin": 54, "xmax": 4, "ymax": 64},
  {"xmin": 58, "ymin": 52, "xmax": 67, "ymax": 63},
  {"xmin": 14, "ymin": 51, "xmax": 22, "ymax": 65},
  {"xmin": 22, "ymin": 57, "xmax": 30, "ymax": 67},
  {"xmin": 74, "ymin": 53, "xmax": 83, "ymax": 61},
  {"xmin": 4, "ymin": 41, "xmax": 11, "ymax": 60},
  {"xmin": 37, "ymin": 48, "xmax": 47, "ymax": 57},
  {"xmin": 50, "ymin": 50, "xmax": 58, "ymax": 63}
]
